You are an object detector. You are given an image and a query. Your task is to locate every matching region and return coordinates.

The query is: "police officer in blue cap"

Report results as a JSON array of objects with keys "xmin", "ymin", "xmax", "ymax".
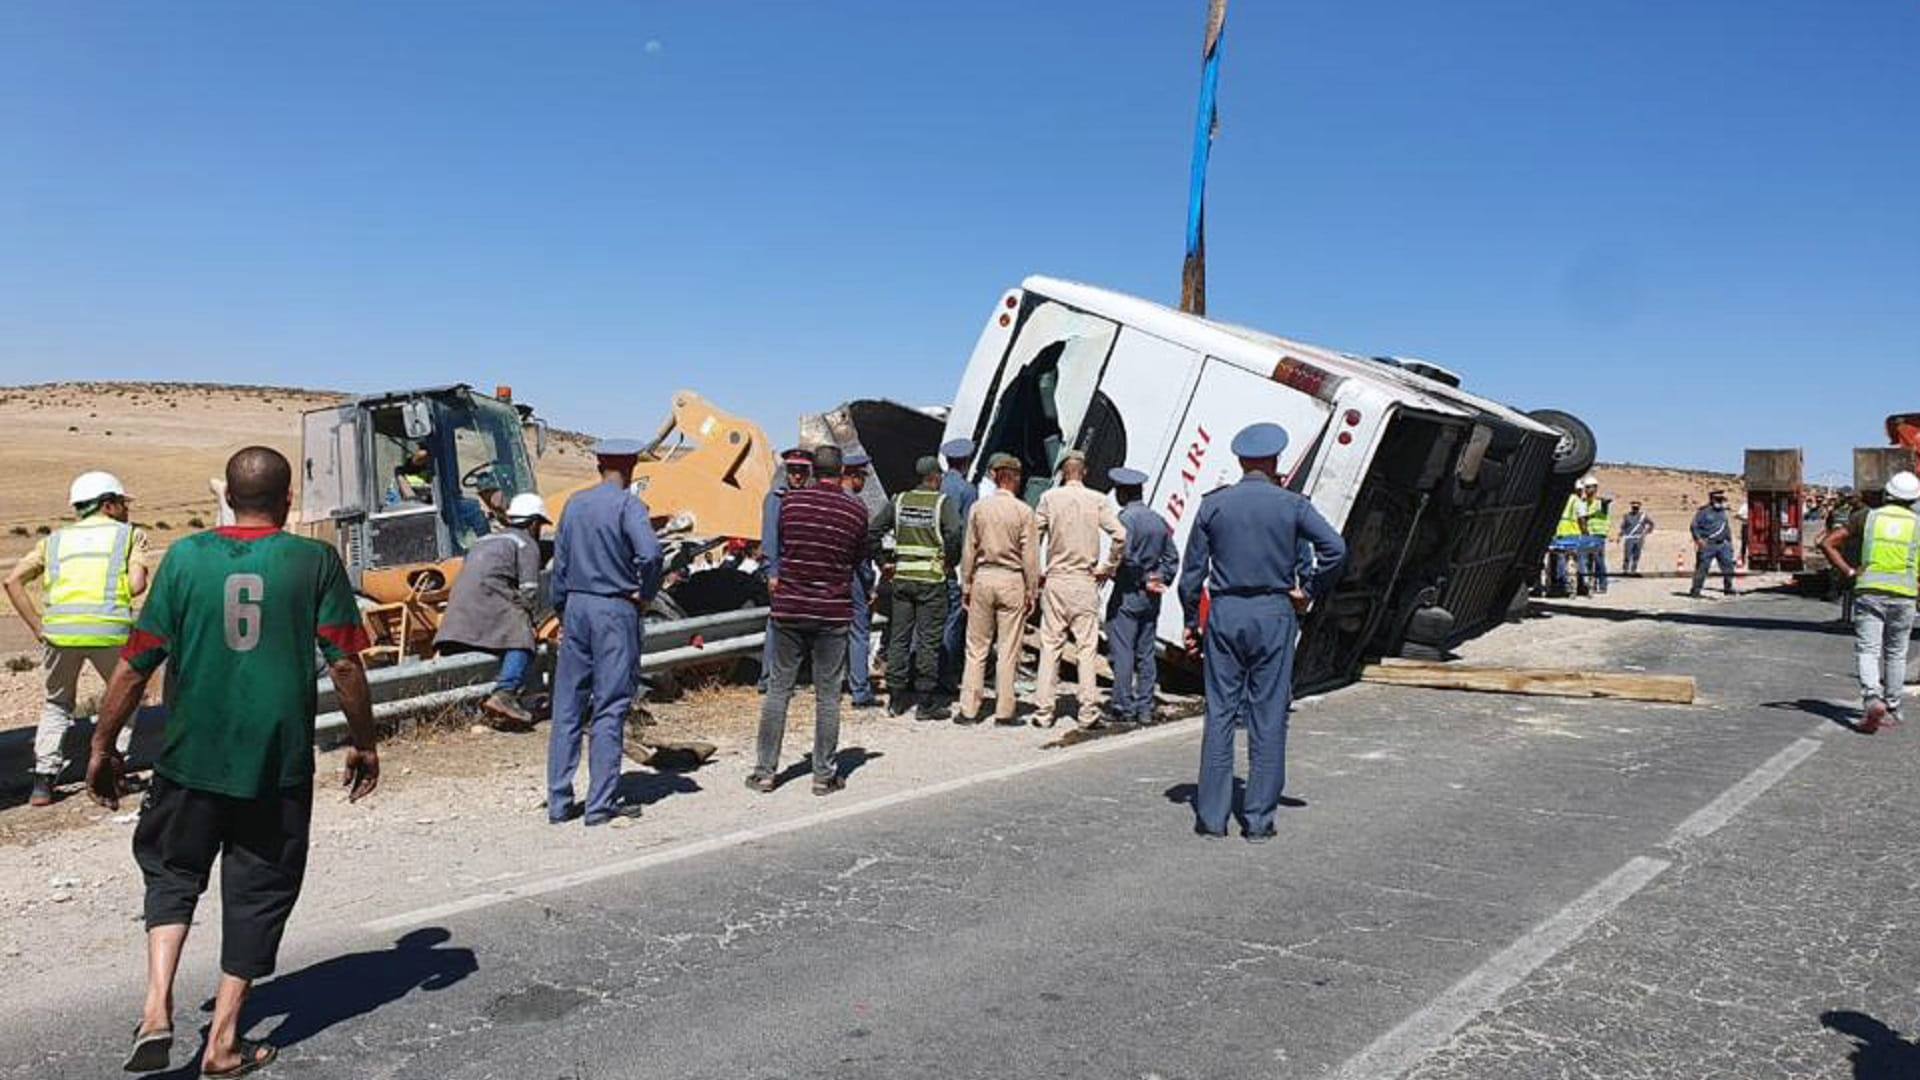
[
  {"xmin": 1178, "ymin": 422, "xmax": 1347, "ymax": 842},
  {"xmin": 547, "ymin": 438, "xmax": 664, "ymax": 826},
  {"xmin": 1105, "ymin": 467, "xmax": 1179, "ymax": 725},
  {"xmin": 839, "ymin": 450, "xmax": 880, "ymax": 708},
  {"xmin": 937, "ymin": 437, "xmax": 979, "ymax": 694}
]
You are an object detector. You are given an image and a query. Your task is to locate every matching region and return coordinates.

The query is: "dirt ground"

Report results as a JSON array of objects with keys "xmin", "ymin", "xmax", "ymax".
[{"xmin": 0, "ymin": 573, "xmax": 1793, "ymax": 1000}]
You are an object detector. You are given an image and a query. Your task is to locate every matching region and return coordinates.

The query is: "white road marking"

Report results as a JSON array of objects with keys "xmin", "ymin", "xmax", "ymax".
[
  {"xmin": 1327, "ymin": 856, "xmax": 1672, "ymax": 1080},
  {"xmin": 365, "ymin": 717, "xmax": 1204, "ymax": 932},
  {"xmin": 1327, "ymin": 731, "xmax": 1827, "ymax": 1079},
  {"xmin": 1666, "ymin": 737, "xmax": 1821, "ymax": 843}
]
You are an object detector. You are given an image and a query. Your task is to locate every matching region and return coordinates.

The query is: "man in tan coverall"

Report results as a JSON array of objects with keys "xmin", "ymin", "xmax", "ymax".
[
  {"xmin": 958, "ymin": 453, "xmax": 1039, "ymax": 726},
  {"xmin": 1034, "ymin": 450, "xmax": 1127, "ymax": 728}
]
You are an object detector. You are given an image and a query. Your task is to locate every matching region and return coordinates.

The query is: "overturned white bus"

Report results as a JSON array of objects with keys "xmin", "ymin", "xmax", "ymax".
[{"xmin": 940, "ymin": 276, "xmax": 1596, "ymax": 691}]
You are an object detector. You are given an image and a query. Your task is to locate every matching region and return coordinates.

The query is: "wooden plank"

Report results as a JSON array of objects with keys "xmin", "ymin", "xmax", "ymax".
[{"xmin": 1360, "ymin": 660, "xmax": 1695, "ymax": 704}]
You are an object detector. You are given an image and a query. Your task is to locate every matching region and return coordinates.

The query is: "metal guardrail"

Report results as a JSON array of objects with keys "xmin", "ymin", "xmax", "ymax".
[{"xmin": 312, "ymin": 606, "xmax": 772, "ymax": 739}]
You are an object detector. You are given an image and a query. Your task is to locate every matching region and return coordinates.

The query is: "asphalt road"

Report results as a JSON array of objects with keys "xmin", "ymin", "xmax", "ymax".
[{"xmin": 9, "ymin": 588, "xmax": 1918, "ymax": 1079}]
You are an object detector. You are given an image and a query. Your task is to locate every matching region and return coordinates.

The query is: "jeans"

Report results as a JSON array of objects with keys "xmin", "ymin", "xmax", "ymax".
[
  {"xmin": 1591, "ymin": 548, "xmax": 1609, "ymax": 592},
  {"xmin": 847, "ymin": 579, "xmax": 875, "ymax": 704},
  {"xmin": 496, "ymin": 648, "xmax": 532, "ymax": 692},
  {"xmin": 756, "ymin": 621, "xmax": 848, "ymax": 782},
  {"xmin": 1622, "ymin": 538, "xmax": 1644, "ymax": 574},
  {"xmin": 1853, "ymin": 592, "xmax": 1915, "ymax": 709}
]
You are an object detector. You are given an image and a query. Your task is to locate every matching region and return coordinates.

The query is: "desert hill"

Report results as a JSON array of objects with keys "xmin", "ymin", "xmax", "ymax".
[{"xmin": 0, "ymin": 381, "xmax": 602, "ymax": 561}]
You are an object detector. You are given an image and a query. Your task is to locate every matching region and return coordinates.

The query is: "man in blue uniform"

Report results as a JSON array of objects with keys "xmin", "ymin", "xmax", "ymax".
[
  {"xmin": 1688, "ymin": 489, "xmax": 1737, "ymax": 598},
  {"xmin": 841, "ymin": 451, "xmax": 880, "ymax": 709},
  {"xmin": 937, "ymin": 437, "xmax": 980, "ymax": 695},
  {"xmin": 1105, "ymin": 467, "xmax": 1178, "ymax": 725},
  {"xmin": 1178, "ymin": 423, "xmax": 1347, "ymax": 843},
  {"xmin": 758, "ymin": 447, "xmax": 814, "ymax": 692},
  {"xmin": 548, "ymin": 439, "xmax": 664, "ymax": 827}
]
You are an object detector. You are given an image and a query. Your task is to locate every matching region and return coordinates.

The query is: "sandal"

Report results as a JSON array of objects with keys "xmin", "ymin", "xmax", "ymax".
[
  {"xmin": 744, "ymin": 772, "xmax": 776, "ymax": 794},
  {"xmin": 124, "ymin": 1022, "xmax": 172, "ymax": 1073},
  {"xmin": 202, "ymin": 1038, "xmax": 277, "ymax": 1079}
]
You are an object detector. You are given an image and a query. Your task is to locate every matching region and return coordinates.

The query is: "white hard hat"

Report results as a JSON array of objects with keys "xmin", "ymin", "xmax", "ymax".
[
  {"xmin": 1579, "ymin": 475, "xmax": 1599, "ymax": 489},
  {"xmin": 505, "ymin": 493, "xmax": 550, "ymax": 523},
  {"xmin": 1887, "ymin": 471, "xmax": 1920, "ymax": 502},
  {"xmin": 69, "ymin": 471, "xmax": 129, "ymax": 506}
]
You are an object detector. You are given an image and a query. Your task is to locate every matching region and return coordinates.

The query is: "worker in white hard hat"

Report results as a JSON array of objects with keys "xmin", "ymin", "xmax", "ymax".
[
  {"xmin": 1819, "ymin": 471, "xmax": 1920, "ymax": 733},
  {"xmin": 3, "ymin": 471, "xmax": 151, "ymax": 806},
  {"xmin": 1583, "ymin": 478, "xmax": 1612, "ymax": 595},
  {"xmin": 1550, "ymin": 476, "xmax": 1601, "ymax": 596},
  {"xmin": 433, "ymin": 492, "xmax": 551, "ymax": 730}
]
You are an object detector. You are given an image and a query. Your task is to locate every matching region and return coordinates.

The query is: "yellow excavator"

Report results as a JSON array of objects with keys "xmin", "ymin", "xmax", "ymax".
[{"xmin": 296, "ymin": 385, "xmax": 775, "ymax": 663}]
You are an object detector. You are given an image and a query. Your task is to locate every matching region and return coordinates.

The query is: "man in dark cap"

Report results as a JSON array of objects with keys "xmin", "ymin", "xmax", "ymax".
[
  {"xmin": 1688, "ymin": 489, "xmax": 1737, "ymax": 598},
  {"xmin": 839, "ymin": 451, "xmax": 880, "ymax": 709},
  {"xmin": 757, "ymin": 447, "xmax": 814, "ymax": 693},
  {"xmin": 870, "ymin": 455, "xmax": 964, "ymax": 719},
  {"xmin": 1106, "ymin": 466, "xmax": 1178, "ymax": 725},
  {"xmin": 957, "ymin": 452, "xmax": 1039, "ymax": 725},
  {"xmin": 547, "ymin": 439, "xmax": 663, "ymax": 826},
  {"xmin": 938, "ymin": 437, "xmax": 979, "ymax": 696},
  {"xmin": 1179, "ymin": 422, "xmax": 1346, "ymax": 842},
  {"xmin": 749, "ymin": 445, "xmax": 871, "ymax": 795}
]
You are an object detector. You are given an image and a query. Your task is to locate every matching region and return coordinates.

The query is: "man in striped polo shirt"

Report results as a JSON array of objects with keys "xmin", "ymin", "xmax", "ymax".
[{"xmin": 748, "ymin": 445, "xmax": 871, "ymax": 796}]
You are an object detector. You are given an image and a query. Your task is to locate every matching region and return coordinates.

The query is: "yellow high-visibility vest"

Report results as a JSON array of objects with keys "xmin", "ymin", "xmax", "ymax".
[
  {"xmin": 42, "ymin": 516, "xmax": 135, "ymax": 647},
  {"xmin": 1859, "ymin": 505, "xmax": 1920, "ymax": 598},
  {"xmin": 893, "ymin": 489, "xmax": 949, "ymax": 583},
  {"xmin": 1555, "ymin": 495, "xmax": 1587, "ymax": 539}
]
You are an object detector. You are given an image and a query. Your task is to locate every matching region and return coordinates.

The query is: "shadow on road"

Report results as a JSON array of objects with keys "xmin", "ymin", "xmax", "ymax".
[
  {"xmin": 614, "ymin": 770, "xmax": 702, "ymax": 807},
  {"xmin": 1822, "ymin": 1010, "xmax": 1920, "ymax": 1078},
  {"xmin": 1163, "ymin": 782, "xmax": 1308, "ymax": 830},
  {"xmin": 158, "ymin": 928, "xmax": 476, "ymax": 1076},
  {"xmin": 769, "ymin": 746, "xmax": 885, "ymax": 789},
  {"xmin": 1532, "ymin": 601, "xmax": 1850, "ymax": 636},
  {"xmin": 1762, "ymin": 698, "xmax": 1866, "ymax": 733}
]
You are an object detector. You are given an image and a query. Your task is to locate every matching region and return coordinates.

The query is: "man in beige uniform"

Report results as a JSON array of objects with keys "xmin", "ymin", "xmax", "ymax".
[
  {"xmin": 1034, "ymin": 451, "xmax": 1127, "ymax": 727},
  {"xmin": 958, "ymin": 453, "xmax": 1039, "ymax": 726}
]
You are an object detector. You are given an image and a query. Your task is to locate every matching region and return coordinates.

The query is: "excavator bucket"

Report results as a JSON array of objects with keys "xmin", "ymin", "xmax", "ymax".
[
  {"xmin": 1886, "ymin": 414, "xmax": 1920, "ymax": 457},
  {"xmin": 550, "ymin": 390, "xmax": 775, "ymax": 540}
]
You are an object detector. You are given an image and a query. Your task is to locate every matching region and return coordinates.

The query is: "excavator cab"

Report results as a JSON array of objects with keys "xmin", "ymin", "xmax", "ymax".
[{"xmin": 301, "ymin": 384, "xmax": 546, "ymax": 587}]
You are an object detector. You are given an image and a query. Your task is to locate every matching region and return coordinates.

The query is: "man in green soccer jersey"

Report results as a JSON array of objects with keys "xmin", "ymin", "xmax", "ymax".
[{"xmin": 87, "ymin": 446, "xmax": 381, "ymax": 1078}]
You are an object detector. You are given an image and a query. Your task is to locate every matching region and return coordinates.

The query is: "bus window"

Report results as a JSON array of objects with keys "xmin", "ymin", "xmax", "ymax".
[{"xmin": 976, "ymin": 302, "xmax": 1119, "ymax": 503}]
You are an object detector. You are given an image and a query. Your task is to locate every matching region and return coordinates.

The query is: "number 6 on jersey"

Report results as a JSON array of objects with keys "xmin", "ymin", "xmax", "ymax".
[{"xmin": 224, "ymin": 572, "xmax": 265, "ymax": 652}]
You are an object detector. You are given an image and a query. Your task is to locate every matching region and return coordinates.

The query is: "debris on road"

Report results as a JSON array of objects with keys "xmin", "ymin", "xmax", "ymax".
[{"xmin": 1360, "ymin": 657, "xmax": 1696, "ymax": 704}]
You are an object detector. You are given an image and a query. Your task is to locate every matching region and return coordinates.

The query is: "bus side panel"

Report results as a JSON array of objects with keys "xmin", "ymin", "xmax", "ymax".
[
  {"xmin": 1151, "ymin": 358, "xmax": 1334, "ymax": 647},
  {"xmin": 1090, "ymin": 328, "xmax": 1204, "ymax": 494}
]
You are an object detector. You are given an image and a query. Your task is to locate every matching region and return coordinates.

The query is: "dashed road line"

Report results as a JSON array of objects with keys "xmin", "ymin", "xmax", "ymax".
[{"xmin": 1329, "ymin": 728, "xmax": 1825, "ymax": 1080}]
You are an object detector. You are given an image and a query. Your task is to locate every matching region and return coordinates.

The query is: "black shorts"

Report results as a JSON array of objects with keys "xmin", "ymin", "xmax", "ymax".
[{"xmin": 132, "ymin": 774, "xmax": 313, "ymax": 980}]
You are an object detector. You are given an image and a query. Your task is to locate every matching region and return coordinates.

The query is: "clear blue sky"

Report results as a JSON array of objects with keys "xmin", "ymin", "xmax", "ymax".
[{"xmin": 1, "ymin": 1, "xmax": 1912, "ymax": 480}]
